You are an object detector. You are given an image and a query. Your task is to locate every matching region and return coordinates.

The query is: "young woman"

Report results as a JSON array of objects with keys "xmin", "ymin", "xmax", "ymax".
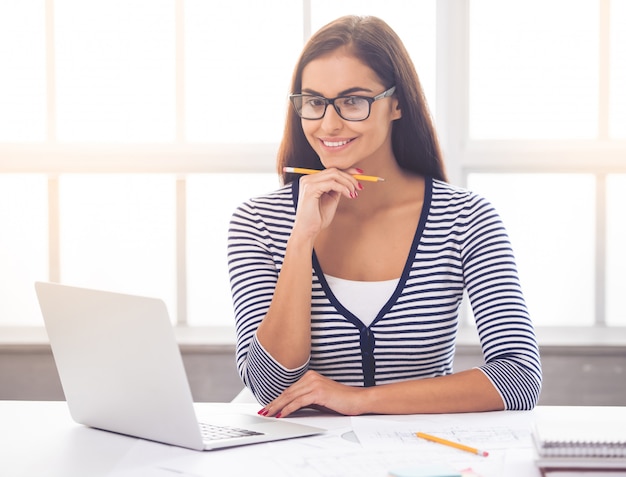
[{"xmin": 228, "ymin": 15, "xmax": 542, "ymax": 417}]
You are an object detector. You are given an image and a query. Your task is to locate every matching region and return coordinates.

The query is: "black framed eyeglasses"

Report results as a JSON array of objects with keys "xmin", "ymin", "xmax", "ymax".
[{"xmin": 289, "ymin": 85, "xmax": 396, "ymax": 121}]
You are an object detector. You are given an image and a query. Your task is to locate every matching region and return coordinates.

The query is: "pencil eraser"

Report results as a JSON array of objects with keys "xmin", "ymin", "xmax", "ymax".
[{"xmin": 387, "ymin": 464, "xmax": 462, "ymax": 477}]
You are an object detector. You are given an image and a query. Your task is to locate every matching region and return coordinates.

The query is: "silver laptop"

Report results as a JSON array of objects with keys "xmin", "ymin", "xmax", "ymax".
[{"xmin": 34, "ymin": 281, "xmax": 323, "ymax": 451}]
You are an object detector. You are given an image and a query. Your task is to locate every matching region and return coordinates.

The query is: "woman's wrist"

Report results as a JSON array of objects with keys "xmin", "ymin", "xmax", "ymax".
[
  {"xmin": 356, "ymin": 385, "xmax": 379, "ymax": 415},
  {"xmin": 286, "ymin": 228, "xmax": 317, "ymax": 253}
]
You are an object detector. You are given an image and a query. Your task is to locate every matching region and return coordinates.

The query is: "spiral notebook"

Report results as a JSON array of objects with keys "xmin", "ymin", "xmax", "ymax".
[{"xmin": 532, "ymin": 417, "xmax": 626, "ymax": 470}]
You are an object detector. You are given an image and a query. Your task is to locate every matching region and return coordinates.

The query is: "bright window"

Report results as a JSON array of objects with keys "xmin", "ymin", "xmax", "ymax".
[
  {"xmin": 55, "ymin": 0, "xmax": 176, "ymax": 142},
  {"xmin": 610, "ymin": 0, "xmax": 626, "ymax": 138},
  {"xmin": 59, "ymin": 175, "xmax": 177, "ymax": 319},
  {"xmin": 184, "ymin": 1, "xmax": 303, "ymax": 143},
  {"xmin": 0, "ymin": 1, "xmax": 46, "ymax": 142},
  {"xmin": 606, "ymin": 174, "xmax": 626, "ymax": 325},
  {"xmin": 469, "ymin": 0, "xmax": 598, "ymax": 139},
  {"xmin": 467, "ymin": 173, "xmax": 596, "ymax": 326},
  {"xmin": 0, "ymin": 175, "xmax": 48, "ymax": 325}
]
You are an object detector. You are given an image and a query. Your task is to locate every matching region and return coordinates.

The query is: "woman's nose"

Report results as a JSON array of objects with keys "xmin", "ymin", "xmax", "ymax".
[{"xmin": 319, "ymin": 104, "xmax": 344, "ymax": 131}]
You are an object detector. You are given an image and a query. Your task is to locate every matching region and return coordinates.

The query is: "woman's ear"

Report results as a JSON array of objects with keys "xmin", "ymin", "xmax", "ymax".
[{"xmin": 391, "ymin": 99, "xmax": 402, "ymax": 120}]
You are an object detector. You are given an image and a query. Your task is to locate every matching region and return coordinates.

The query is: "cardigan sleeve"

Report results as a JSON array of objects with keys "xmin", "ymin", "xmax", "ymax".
[
  {"xmin": 460, "ymin": 193, "xmax": 543, "ymax": 409},
  {"xmin": 227, "ymin": 196, "xmax": 308, "ymax": 406}
]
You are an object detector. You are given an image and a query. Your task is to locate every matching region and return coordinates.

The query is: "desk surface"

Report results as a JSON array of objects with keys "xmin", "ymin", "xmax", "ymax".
[{"xmin": 1, "ymin": 401, "xmax": 623, "ymax": 477}]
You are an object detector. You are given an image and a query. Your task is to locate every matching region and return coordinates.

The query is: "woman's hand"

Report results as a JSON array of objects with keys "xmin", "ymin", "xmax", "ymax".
[
  {"xmin": 293, "ymin": 168, "xmax": 363, "ymax": 240},
  {"xmin": 258, "ymin": 370, "xmax": 367, "ymax": 418}
]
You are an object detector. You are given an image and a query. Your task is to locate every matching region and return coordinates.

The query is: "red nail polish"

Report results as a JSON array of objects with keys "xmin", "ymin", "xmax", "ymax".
[
  {"xmin": 257, "ymin": 408, "xmax": 266, "ymax": 415},
  {"xmin": 357, "ymin": 182, "xmax": 363, "ymax": 190},
  {"xmin": 356, "ymin": 168, "xmax": 364, "ymax": 173},
  {"xmin": 275, "ymin": 412, "xmax": 282, "ymax": 419}
]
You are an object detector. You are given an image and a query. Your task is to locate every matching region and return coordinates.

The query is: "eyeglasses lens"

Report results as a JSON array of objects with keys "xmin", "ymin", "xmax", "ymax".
[{"xmin": 293, "ymin": 96, "xmax": 370, "ymax": 121}]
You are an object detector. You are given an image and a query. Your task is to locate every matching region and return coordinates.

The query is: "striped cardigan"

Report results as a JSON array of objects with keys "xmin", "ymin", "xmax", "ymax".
[{"xmin": 228, "ymin": 177, "xmax": 542, "ymax": 409}]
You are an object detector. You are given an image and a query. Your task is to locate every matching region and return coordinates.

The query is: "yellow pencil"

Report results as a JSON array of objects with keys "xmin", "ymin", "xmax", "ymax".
[
  {"xmin": 283, "ymin": 166, "xmax": 385, "ymax": 182},
  {"xmin": 416, "ymin": 432, "xmax": 489, "ymax": 457}
]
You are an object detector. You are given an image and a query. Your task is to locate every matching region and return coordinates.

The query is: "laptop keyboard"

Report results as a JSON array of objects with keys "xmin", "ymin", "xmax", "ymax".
[{"xmin": 199, "ymin": 422, "xmax": 264, "ymax": 441}]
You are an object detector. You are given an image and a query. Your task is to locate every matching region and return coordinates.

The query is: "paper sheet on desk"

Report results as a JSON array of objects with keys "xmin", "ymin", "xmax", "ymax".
[
  {"xmin": 351, "ymin": 415, "xmax": 529, "ymax": 451},
  {"xmin": 105, "ymin": 415, "xmax": 532, "ymax": 477},
  {"xmin": 267, "ymin": 418, "xmax": 499, "ymax": 477},
  {"xmin": 346, "ymin": 415, "xmax": 530, "ymax": 477},
  {"xmin": 271, "ymin": 427, "xmax": 428, "ymax": 477}
]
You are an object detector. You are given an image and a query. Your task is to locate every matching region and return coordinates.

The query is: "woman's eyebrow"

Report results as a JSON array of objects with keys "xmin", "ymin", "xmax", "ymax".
[{"xmin": 301, "ymin": 86, "xmax": 374, "ymax": 97}]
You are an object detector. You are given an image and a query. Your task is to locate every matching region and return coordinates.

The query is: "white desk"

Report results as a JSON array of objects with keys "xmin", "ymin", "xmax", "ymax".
[{"xmin": 1, "ymin": 401, "xmax": 622, "ymax": 477}]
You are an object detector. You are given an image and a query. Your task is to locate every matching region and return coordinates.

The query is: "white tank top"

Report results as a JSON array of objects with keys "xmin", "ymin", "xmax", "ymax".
[{"xmin": 324, "ymin": 274, "xmax": 400, "ymax": 327}]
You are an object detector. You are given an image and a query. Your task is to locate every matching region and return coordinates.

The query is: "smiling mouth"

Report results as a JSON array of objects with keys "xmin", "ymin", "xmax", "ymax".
[{"xmin": 321, "ymin": 138, "xmax": 353, "ymax": 147}]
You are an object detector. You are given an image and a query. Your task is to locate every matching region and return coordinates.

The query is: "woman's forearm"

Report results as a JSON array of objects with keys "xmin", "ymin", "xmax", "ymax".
[
  {"xmin": 359, "ymin": 368, "xmax": 505, "ymax": 415},
  {"xmin": 255, "ymin": 232, "xmax": 316, "ymax": 369}
]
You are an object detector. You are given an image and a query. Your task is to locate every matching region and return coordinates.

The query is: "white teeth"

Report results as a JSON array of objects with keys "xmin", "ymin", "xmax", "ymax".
[{"xmin": 323, "ymin": 139, "xmax": 350, "ymax": 147}]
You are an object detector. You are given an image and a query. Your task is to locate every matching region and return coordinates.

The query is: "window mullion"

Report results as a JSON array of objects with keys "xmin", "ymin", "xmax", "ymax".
[
  {"xmin": 45, "ymin": 0, "xmax": 56, "ymax": 143},
  {"xmin": 436, "ymin": 0, "xmax": 469, "ymax": 186},
  {"xmin": 596, "ymin": 0, "xmax": 609, "ymax": 325},
  {"xmin": 46, "ymin": 0, "xmax": 59, "ymax": 284},
  {"xmin": 302, "ymin": 0, "xmax": 311, "ymax": 42},
  {"xmin": 598, "ymin": 0, "xmax": 610, "ymax": 140},
  {"xmin": 176, "ymin": 1, "xmax": 187, "ymax": 325},
  {"xmin": 48, "ymin": 177, "xmax": 60, "ymax": 283},
  {"xmin": 176, "ymin": 0, "xmax": 185, "ymax": 143},
  {"xmin": 176, "ymin": 177, "xmax": 187, "ymax": 326},
  {"xmin": 595, "ymin": 173, "xmax": 607, "ymax": 326}
]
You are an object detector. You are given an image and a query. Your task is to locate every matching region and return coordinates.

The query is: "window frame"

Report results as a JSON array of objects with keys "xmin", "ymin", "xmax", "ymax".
[{"xmin": 1, "ymin": 0, "xmax": 625, "ymax": 328}]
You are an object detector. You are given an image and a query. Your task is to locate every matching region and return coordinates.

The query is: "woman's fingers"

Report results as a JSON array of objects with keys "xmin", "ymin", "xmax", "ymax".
[
  {"xmin": 300, "ymin": 167, "xmax": 361, "ymax": 199},
  {"xmin": 258, "ymin": 370, "xmax": 358, "ymax": 418}
]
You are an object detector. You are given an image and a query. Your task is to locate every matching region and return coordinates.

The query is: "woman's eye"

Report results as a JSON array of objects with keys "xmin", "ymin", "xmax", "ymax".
[
  {"xmin": 307, "ymin": 98, "xmax": 325, "ymax": 107},
  {"xmin": 342, "ymin": 97, "xmax": 365, "ymax": 107}
]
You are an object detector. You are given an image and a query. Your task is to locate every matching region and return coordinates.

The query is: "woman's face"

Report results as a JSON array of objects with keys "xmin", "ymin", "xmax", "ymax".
[{"xmin": 299, "ymin": 50, "xmax": 401, "ymax": 171}]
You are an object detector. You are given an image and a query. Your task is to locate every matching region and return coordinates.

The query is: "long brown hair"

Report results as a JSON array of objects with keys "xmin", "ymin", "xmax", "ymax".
[{"xmin": 277, "ymin": 15, "xmax": 447, "ymax": 184}]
